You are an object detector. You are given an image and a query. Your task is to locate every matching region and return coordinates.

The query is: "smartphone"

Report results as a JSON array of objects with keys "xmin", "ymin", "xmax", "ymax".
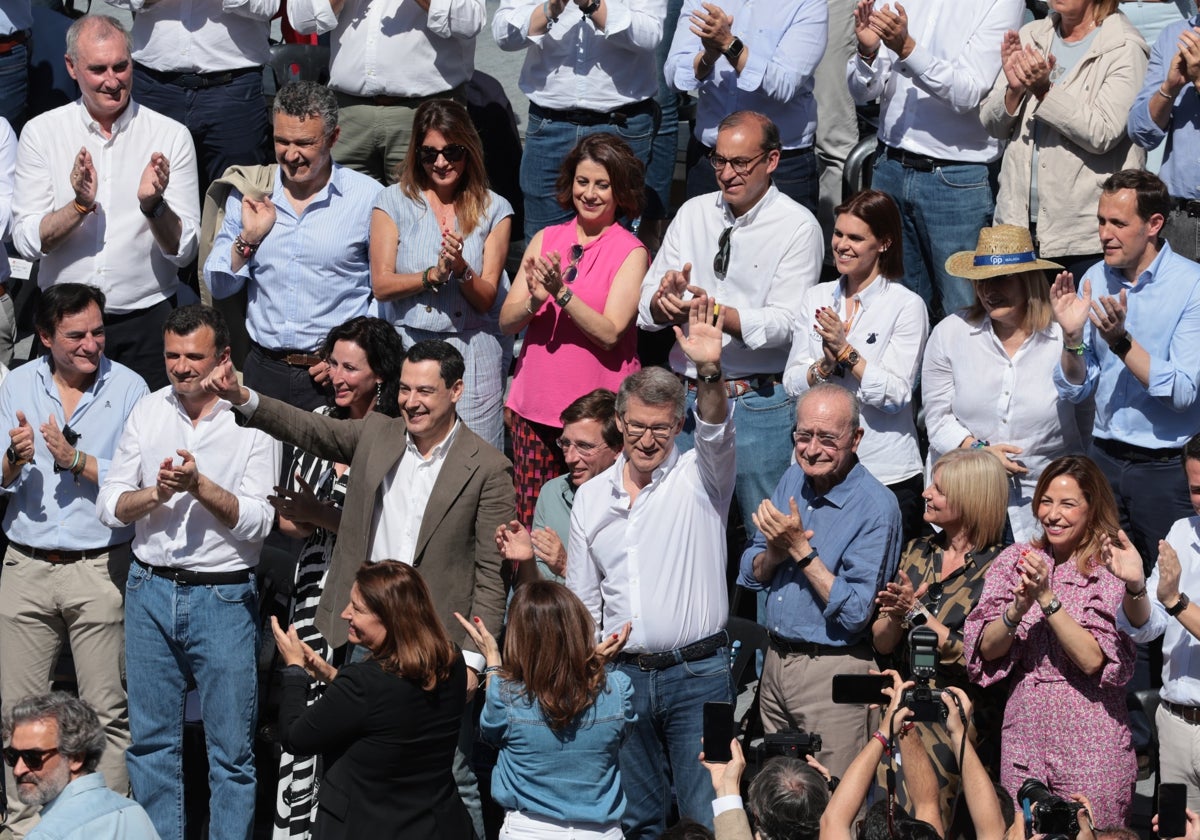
[
  {"xmin": 1159, "ymin": 783, "xmax": 1188, "ymax": 838},
  {"xmin": 831, "ymin": 673, "xmax": 890, "ymax": 705},
  {"xmin": 702, "ymin": 701, "xmax": 735, "ymax": 763}
]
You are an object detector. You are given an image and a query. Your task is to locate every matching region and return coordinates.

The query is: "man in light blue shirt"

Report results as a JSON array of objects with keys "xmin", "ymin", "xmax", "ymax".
[
  {"xmin": 1052, "ymin": 169, "xmax": 1200, "ymax": 567},
  {"xmin": 1127, "ymin": 6, "xmax": 1200, "ymax": 260},
  {"xmin": 0, "ymin": 284, "xmax": 148, "ymax": 837},
  {"xmin": 205, "ymin": 81, "xmax": 381, "ymax": 410},
  {"xmin": 738, "ymin": 382, "xmax": 901, "ymax": 779},
  {"xmin": 3, "ymin": 693, "xmax": 159, "ymax": 840}
]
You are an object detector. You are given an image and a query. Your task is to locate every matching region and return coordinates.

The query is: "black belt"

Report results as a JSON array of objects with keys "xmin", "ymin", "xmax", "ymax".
[
  {"xmin": 250, "ymin": 341, "xmax": 323, "ymax": 368},
  {"xmin": 106, "ymin": 295, "xmax": 177, "ymax": 324},
  {"xmin": 136, "ymin": 63, "xmax": 261, "ymax": 90},
  {"xmin": 1094, "ymin": 437, "xmax": 1182, "ymax": 464},
  {"xmin": 530, "ymin": 98, "xmax": 657, "ymax": 129},
  {"xmin": 11, "ymin": 541, "xmax": 126, "ymax": 565},
  {"xmin": 134, "ymin": 558, "xmax": 253, "ymax": 585},
  {"xmin": 334, "ymin": 88, "xmax": 461, "ymax": 109},
  {"xmin": 0, "ymin": 30, "xmax": 28, "ymax": 55},
  {"xmin": 768, "ymin": 632, "xmax": 869, "ymax": 657},
  {"xmin": 881, "ymin": 143, "xmax": 968, "ymax": 173},
  {"xmin": 617, "ymin": 630, "xmax": 728, "ymax": 671},
  {"xmin": 1164, "ymin": 700, "xmax": 1200, "ymax": 725},
  {"xmin": 1170, "ymin": 197, "xmax": 1200, "ymax": 218}
]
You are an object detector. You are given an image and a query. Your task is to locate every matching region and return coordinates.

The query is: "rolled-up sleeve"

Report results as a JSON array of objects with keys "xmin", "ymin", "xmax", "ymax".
[
  {"xmin": 736, "ymin": 217, "xmax": 821, "ymax": 351},
  {"xmin": 964, "ymin": 545, "xmax": 1025, "ymax": 686},
  {"xmin": 855, "ymin": 294, "xmax": 927, "ymax": 412},
  {"xmin": 595, "ymin": 0, "xmax": 665, "ymax": 52},
  {"xmin": 204, "ymin": 190, "xmax": 250, "ymax": 299},
  {"xmin": 96, "ymin": 402, "xmax": 146, "ymax": 528},
  {"xmin": 1128, "ymin": 22, "xmax": 1186, "ymax": 152},
  {"xmin": 492, "ymin": 0, "xmax": 539, "ymax": 49},
  {"xmin": 738, "ymin": 0, "xmax": 826, "ymax": 99},
  {"xmin": 229, "ymin": 428, "xmax": 279, "ymax": 542},
  {"xmin": 1146, "ymin": 284, "xmax": 1200, "ymax": 410},
  {"xmin": 286, "ymin": 0, "xmax": 338, "ymax": 35},
  {"xmin": 427, "ymin": 0, "xmax": 485, "ymax": 39}
]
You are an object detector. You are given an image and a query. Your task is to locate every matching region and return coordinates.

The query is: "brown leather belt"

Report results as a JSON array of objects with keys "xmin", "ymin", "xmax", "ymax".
[
  {"xmin": 250, "ymin": 341, "xmax": 322, "ymax": 368},
  {"xmin": 0, "ymin": 31, "xmax": 29, "ymax": 56},
  {"xmin": 1164, "ymin": 700, "xmax": 1200, "ymax": 725},
  {"xmin": 11, "ymin": 541, "xmax": 125, "ymax": 564}
]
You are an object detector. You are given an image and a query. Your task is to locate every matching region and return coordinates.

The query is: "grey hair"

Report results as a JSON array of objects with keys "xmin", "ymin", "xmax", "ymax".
[
  {"xmin": 273, "ymin": 81, "xmax": 339, "ymax": 136},
  {"xmin": 616, "ymin": 367, "xmax": 686, "ymax": 423},
  {"xmin": 795, "ymin": 382, "xmax": 860, "ymax": 431},
  {"xmin": 747, "ymin": 757, "xmax": 829, "ymax": 840},
  {"xmin": 2, "ymin": 693, "xmax": 106, "ymax": 773},
  {"xmin": 65, "ymin": 15, "xmax": 131, "ymax": 64}
]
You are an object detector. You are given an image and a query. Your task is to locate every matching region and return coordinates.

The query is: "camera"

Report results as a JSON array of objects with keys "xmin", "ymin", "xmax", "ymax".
[
  {"xmin": 752, "ymin": 729, "xmax": 822, "ymax": 761},
  {"xmin": 1018, "ymin": 778, "xmax": 1083, "ymax": 840},
  {"xmin": 901, "ymin": 626, "xmax": 947, "ymax": 723}
]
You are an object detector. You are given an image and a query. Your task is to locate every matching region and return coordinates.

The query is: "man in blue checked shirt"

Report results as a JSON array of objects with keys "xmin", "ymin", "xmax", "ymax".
[
  {"xmin": 0, "ymin": 283, "xmax": 148, "ymax": 837},
  {"xmin": 205, "ymin": 81, "xmax": 382, "ymax": 410}
]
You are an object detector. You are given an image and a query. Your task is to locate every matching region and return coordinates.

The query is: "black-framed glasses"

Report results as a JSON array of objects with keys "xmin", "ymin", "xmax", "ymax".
[
  {"xmin": 418, "ymin": 144, "xmax": 468, "ymax": 165},
  {"xmin": 556, "ymin": 436, "xmax": 600, "ymax": 454},
  {"xmin": 62, "ymin": 424, "xmax": 80, "ymax": 447},
  {"xmin": 708, "ymin": 149, "xmax": 768, "ymax": 177},
  {"xmin": 713, "ymin": 226, "xmax": 732, "ymax": 280},
  {"xmin": 3, "ymin": 747, "xmax": 59, "ymax": 770},
  {"xmin": 562, "ymin": 243, "xmax": 585, "ymax": 285}
]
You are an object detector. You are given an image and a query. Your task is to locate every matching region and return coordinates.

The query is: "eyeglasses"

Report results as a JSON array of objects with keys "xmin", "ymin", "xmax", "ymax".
[
  {"xmin": 621, "ymin": 415, "xmax": 675, "ymax": 441},
  {"xmin": 713, "ymin": 226, "xmax": 732, "ymax": 280},
  {"xmin": 562, "ymin": 244, "xmax": 585, "ymax": 285},
  {"xmin": 556, "ymin": 436, "xmax": 601, "ymax": 454},
  {"xmin": 418, "ymin": 144, "xmax": 468, "ymax": 166},
  {"xmin": 3, "ymin": 747, "xmax": 59, "ymax": 771},
  {"xmin": 792, "ymin": 430, "xmax": 848, "ymax": 450},
  {"xmin": 708, "ymin": 149, "xmax": 768, "ymax": 177}
]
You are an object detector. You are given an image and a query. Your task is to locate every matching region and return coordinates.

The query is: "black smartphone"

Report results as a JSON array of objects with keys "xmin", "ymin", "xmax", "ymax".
[
  {"xmin": 831, "ymin": 674, "xmax": 891, "ymax": 705},
  {"xmin": 1159, "ymin": 783, "xmax": 1188, "ymax": 838},
  {"xmin": 702, "ymin": 701, "xmax": 734, "ymax": 763}
]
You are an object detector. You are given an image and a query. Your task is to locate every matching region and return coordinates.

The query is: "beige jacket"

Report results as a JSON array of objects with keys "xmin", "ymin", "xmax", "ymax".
[{"xmin": 980, "ymin": 12, "xmax": 1148, "ymax": 258}]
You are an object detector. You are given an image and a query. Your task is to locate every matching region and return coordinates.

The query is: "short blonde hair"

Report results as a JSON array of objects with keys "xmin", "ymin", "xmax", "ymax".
[
  {"xmin": 965, "ymin": 270, "xmax": 1054, "ymax": 334},
  {"xmin": 933, "ymin": 449, "xmax": 1008, "ymax": 548}
]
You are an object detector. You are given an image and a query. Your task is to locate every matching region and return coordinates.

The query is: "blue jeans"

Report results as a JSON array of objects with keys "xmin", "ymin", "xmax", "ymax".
[
  {"xmin": 519, "ymin": 108, "xmax": 655, "ymax": 243},
  {"xmin": 686, "ymin": 147, "xmax": 820, "ymax": 217},
  {"xmin": 0, "ymin": 42, "xmax": 28, "ymax": 131},
  {"xmin": 124, "ymin": 562, "xmax": 259, "ymax": 840},
  {"xmin": 616, "ymin": 650, "xmax": 733, "ymax": 839},
  {"xmin": 645, "ymin": 0, "xmax": 685, "ymax": 220},
  {"xmin": 869, "ymin": 152, "xmax": 996, "ymax": 320},
  {"xmin": 133, "ymin": 66, "xmax": 272, "ymax": 191}
]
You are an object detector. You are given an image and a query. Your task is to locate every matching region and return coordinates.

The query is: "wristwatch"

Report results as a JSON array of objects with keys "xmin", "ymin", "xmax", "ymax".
[
  {"xmin": 1107, "ymin": 332, "xmax": 1132, "ymax": 358},
  {"xmin": 555, "ymin": 288, "xmax": 574, "ymax": 308},
  {"xmin": 5, "ymin": 444, "xmax": 18, "ymax": 465},
  {"xmin": 697, "ymin": 368, "xmax": 723, "ymax": 384},
  {"xmin": 722, "ymin": 36, "xmax": 745, "ymax": 63},
  {"xmin": 795, "ymin": 548, "xmax": 818, "ymax": 570},
  {"xmin": 140, "ymin": 197, "xmax": 167, "ymax": 219},
  {"xmin": 1167, "ymin": 592, "xmax": 1190, "ymax": 617},
  {"xmin": 1040, "ymin": 596, "xmax": 1063, "ymax": 617},
  {"xmin": 579, "ymin": 0, "xmax": 601, "ymax": 15}
]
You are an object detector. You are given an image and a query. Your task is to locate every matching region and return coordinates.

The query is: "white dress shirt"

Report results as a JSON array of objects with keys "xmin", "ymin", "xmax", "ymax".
[
  {"xmin": 1120, "ymin": 516, "xmax": 1200, "ymax": 705},
  {"xmin": 921, "ymin": 313, "xmax": 1088, "ymax": 541},
  {"xmin": 567, "ymin": 411, "xmax": 736, "ymax": 653},
  {"xmin": 97, "ymin": 387, "xmax": 280, "ymax": 573},
  {"xmin": 288, "ymin": 0, "xmax": 484, "ymax": 96},
  {"xmin": 106, "ymin": 0, "xmax": 278, "ymax": 71},
  {"xmin": 846, "ymin": 0, "xmax": 1023, "ymax": 162},
  {"xmin": 12, "ymin": 101, "xmax": 200, "ymax": 313},
  {"xmin": 665, "ymin": 0, "xmax": 827, "ymax": 149},
  {"xmin": 493, "ymin": 0, "xmax": 664, "ymax": 109},
  {"xmin": 782, "ymin": 276, "xmax": 927, "ymax": 485},
  {"xmin": 370, "ymin": 421, "xmax": 460, "ymax": 565},
  {"xmin": 638, "ymin": 186, "xmax": 822, "ymax": 378}
]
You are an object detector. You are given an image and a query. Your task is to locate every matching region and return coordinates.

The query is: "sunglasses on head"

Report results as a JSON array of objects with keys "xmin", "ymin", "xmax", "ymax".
[
  {"xmin": 3, "ymin": 747, "xmax": 58, "ymax": 771},
  {"xmin": 418, "ymin": 144, "xmax": 468, "ymax": 166}
]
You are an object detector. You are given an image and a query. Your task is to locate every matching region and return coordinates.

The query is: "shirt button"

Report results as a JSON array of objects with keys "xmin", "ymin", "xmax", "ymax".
[{"xmin": 425, "ymin": 305, "xmax": 432, "ymax": 312}]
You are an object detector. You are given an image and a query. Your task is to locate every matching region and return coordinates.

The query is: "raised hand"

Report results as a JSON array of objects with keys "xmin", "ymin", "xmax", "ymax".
[
  {"xmin": 1099, "ymin": 529, "xmax": 1144, "ymax": 589},
  {"xmin": 495, "ymin": 519, "xmax": 535, "ymax": 563},
  {"xmin": 454, "ymin": 612, "xmax": 502, "ymax": 665},
  {"xmin": 201, "ymin": 357, "xmax": 249, "ymax": 405},
  {"xmin": 8, "ymin": 410, "xmax": 35, "ymax": 465},
  {"xmin": 137, "ymin": 152, "xmax": 171, "ymax": 209},
  {"xmin": 853, "ymin": 0, "xmax": 881, "ymax": 55},
  {"xmin": 1088, "ymin": 289, "xmax": 1129, "ymax": 346},
  {"xmin": 240, "ymin": 195, "xmax": 277, "ymax": 245},
  {"xmin": 40, "ymin": 415, "xmax": 76, "ymax": 470},
  {"xmin": 672, "ymin": 291, "xmax": 724, "ymax": 369},
  {"xmin": 71, "ymin": 147, "xmax": 97, "ymax": 209},
  {"xmin": 1050, "ymin": 271, "xmax": 1091, "ymax": 340},
  {"xmin": 1158, "ymin": 540, "xmax": 1184, "ymax": 606}
]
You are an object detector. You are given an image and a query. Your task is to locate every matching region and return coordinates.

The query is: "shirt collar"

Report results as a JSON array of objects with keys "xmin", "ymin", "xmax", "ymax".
[
  {"xmin": 166, "ymin": 388, "xmax": 229, "ymax": 422},
  {"xmin": 803, "ymin": 457, "xmax": 866, "ymax": 508},
  {"xmin": 1105, "ymin": 239, "xmax": 1174, "ymax": 289},
  {"xmin": 76, "ymin": 97, "xmax": 135, "ymax": 139},
  {"xmin": 406, "ymin": 419, "xmax": 460, "ymax": 461},
  {"xmin": 718, "ymin": 183, "xmax": 779, "ymax": 228},
  {"xmin": 835, "ymin": 274, "xmax": 888, "ymax": 309},
  {"xmin": 608, "ymin": 443, "xmax": 681, "ymax": 500},
  {"xmin": 40, "ymin": 772, "xmax": 107, "ymax": 817},
  {"xmin": 36, "ymin": 354, "xmax": 113, "ymax": 398}
]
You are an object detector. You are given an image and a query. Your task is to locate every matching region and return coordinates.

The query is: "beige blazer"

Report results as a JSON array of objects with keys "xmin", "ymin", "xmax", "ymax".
[{"xmin": 246, "ymin": 395, "xmax": 514, "ymax": 649}]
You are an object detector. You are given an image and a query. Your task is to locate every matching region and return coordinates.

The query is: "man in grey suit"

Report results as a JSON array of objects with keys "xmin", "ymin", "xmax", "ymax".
[{"xmin": 203, "ymin": 338, "xmax": 512, "ymax": 838}]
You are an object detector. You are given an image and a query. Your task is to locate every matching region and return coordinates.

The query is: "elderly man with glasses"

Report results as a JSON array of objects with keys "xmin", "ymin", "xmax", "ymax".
[
  {"xmin": 638, "ymin": 108, "xmax": 821, "ymax": 594},
  {"xmin": 738, "ymin": 382, "xmax": 902, "ymax": 780}
]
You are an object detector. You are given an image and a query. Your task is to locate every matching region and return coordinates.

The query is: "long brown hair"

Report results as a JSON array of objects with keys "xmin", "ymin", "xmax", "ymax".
[
  {"xmin": 354, "ymin": 561, "xmax": 457, "ymax": 690},
  {"xmin": 502, "ymin": 581, "xmax": 607, "ymax": 731},
  {"xmin": 1030, "ymin": 455, "xmax": 1121, "ymax": 572},
  {"xmin": 398, "ymin": 99, "xmax": 491, "ymax": 237}
]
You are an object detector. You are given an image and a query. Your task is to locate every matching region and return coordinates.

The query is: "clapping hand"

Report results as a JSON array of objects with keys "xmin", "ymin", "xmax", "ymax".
[
  {"xmin": 138, "ymin": 152, "xmax": 171, "ymax": 211},
  {"xmin": 70, "ymin": 147, "xmax": 97, "ymax": 209},
  {"xmin": 1050, "ymin": 271, "xmax": 1091, "ymax": 341},
  {"xmin": 270, "ymin": 616, "xmax": 337, "ymax": 682},
  {"xmin": 455, "ymin": 612, "xmax": 502, "ymax": 666}
]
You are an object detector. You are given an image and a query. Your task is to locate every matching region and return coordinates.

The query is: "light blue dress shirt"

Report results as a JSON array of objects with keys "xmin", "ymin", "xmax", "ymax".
[
  {"xmin": 0, "ymin": 355, "xmax": 146, "ymax": 550},
  {"xmin": 1053, "ymin": 242, "xmax": 1200, "ymax": 448},
  {"xmin": 1128, "ymin": 14, "xmax": 1200, "ymax": 199},
  {"xmin": 205, "ymin": 162, "xmax": 382, "ymax": 352},
  {"xmin": 27, "ymin": 773, "xmax": 160, "ymax": 840}
]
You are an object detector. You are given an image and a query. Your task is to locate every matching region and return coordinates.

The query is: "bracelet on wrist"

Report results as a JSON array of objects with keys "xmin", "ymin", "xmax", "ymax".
[
  {"xmin": 1125, "ymin": 583, "xmax": 1147, "ymax": 601},
  {"xmin": 422, "ymin": 266, "xmax": 439, "ymax": 292},
  {"xmin": 483, "ymin": 664, "xmax": 502, "ymax": 675},
  {"xmin": 542, "ymin": 0, "xmax": 558, "ymax": 28},
  {"xmin": 233, "ymin": 234, "xmax": 261, "ymax": 260},
  {"xmin": 525, "ymin": 297, "xmax": 538, "ymax": 316},
  {"xmin": 1157, "ymin": 85, "xmax": 1176, "ymax": 101},
  {"xmin": 857, "ymin": 46, "xmax": 879, "ymax": 61},
  {"xmin": 871, "ymin": 730, "xmax": 892, "ymax": 756},
  {"xmin": 72, "ymin": 199, "xmax": 95, "ymax": 216},
  {"xmin": 1000, "ymin": 607, "xmax": 1020, "ymax": 633}
]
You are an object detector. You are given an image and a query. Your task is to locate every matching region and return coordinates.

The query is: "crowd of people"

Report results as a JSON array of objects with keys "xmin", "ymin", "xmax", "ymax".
[{"xmin": 3, "ymin": 0, "xmax": 1200, "ymax": 839}]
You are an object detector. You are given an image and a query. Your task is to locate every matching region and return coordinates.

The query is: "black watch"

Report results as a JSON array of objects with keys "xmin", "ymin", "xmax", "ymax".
[
  {"xmin": 579, "ymin": 0, "xmax": 601, "ymax": 15},
  {"xmin": 722, "ymin": 36, "xmax": 745, "ymax": 63},
  {"xmin": 5, "ymin": 444, "xmax": 18, "ymax": 465},
  {"xmin": 795, "ymin": 548, "xmax": 818, "ymax": 570},
  {"xmin": 1108, "ymin": 332, "xmax": 1132, "ymax": 358},
  {"xmin": 140, "ymin": 197, "xmax": 167, "ymax": 219},
  {"xmin": 1168, "ymin": 592, "xmax": 1190, "ymax": 617}
]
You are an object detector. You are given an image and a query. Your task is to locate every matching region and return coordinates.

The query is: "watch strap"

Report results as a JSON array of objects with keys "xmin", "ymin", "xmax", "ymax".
[
  {"xmin": 1040, "ymin": 597, "xmax": 1063, "ymax": 617},
  {"xmin": 1168, "ymin": 592, "xmax": 1190, "ymax": 617},
  {"xmin": 795, "ymin": 548, "xmax": 818, "ymax": 570}
]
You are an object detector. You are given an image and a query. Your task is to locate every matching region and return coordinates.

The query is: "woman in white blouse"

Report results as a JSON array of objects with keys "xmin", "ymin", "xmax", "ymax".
[
  {"xmin": 783, "ymin": 189, "xmax": 929, "ymax": 541},
  {"xmin": 923, "ymin": 225, "xmax": 1090, "ymax": 541}
]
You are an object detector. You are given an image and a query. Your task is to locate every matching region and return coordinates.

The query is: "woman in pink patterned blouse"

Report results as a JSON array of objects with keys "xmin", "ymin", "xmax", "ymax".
[{"xmin": 964, "ymin": 455, "xmax": 1142, "ymax": 827}]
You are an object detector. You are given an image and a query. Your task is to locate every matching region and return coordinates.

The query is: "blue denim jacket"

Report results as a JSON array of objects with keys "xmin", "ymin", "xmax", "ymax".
[{"xmin": 480, "ymin": 669, "xmax": 635, "ymax": 825}]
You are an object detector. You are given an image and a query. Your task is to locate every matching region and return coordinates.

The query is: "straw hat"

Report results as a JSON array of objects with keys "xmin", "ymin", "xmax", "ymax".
[{"xmin": 944, "ymin": 225, "xmax": 1063, "ymax": 280}]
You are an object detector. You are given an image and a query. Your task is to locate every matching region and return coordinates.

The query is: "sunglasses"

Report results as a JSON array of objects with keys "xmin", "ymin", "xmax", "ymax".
[
  {"xmin": 562, "ymin": 244, "xmax": 585, "ymax": 285},
  {"xmin": 418, "ymin": 144, "xmax": 467, "ymax": 166},
  {"xmin": 3, "ymin": 747, "xmax": 59, "ymax": 771},
  {"xmin": 713, "ymin": 226, "xmax": 733, "ymax": 280}
]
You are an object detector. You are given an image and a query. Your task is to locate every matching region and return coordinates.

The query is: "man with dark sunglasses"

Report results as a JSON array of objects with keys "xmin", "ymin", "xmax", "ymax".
[
  {"xmin": 204, "ymin": 81, "xmax": 381, "ymax": 411},
  {"xmin": 0, "ymin": 283, "xmax": 148, "ymax": 836},
  {"xmin": 2, "ymin": 693, "xmax": 157, "ymax": 839}
]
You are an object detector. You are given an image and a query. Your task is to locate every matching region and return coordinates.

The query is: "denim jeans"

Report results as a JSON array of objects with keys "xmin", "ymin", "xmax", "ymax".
[
  {"xmin": 0, "ymin": 42, "xmax": 28, "ymax": 131},
  {"xmin": 124, "ymin": 562, "xmax": 259, "ymax": 840},
  {"xmin": 616, "ymin": 650, "xmax": 733, "ymax": 839},
  {"xmin": 519, "ymin": 108, "xmax": 655, "ymax": 243},
  {"xmin": 686, "ymin": 148, "xmax": 820, "ymax": 217},
  {"xmin": 870, "ymin": 153, "xmax": 996, "ymax": 320},
  {"xmin": 645, "ymin": 0, "xmax": 686, "ymax": 220}
]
